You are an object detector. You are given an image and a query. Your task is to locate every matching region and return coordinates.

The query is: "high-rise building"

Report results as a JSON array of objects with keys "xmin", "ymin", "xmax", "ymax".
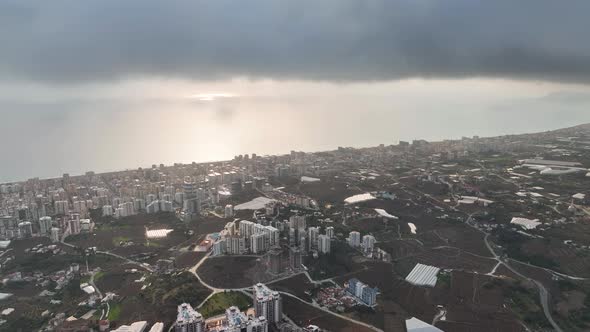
[
  {"xmin": 175, "ymin": 303, "xmax": 205, "ymax": 332},
  {"xmin": 268, "ymin": 247, "xmax": 282, "ymax": 275},
  {"xmin": 318, "ymin": 234, "xmax": 331, "ymax": 254},
  {"xmin": 289, "ymin": 215, "xmax": 306, "ymax": 230},
  {"xmin": 183, "ymin": 177, "xmax": 196, "ymax": 200},
  {"xmin": 254, "ymin": 283, "xmax": 282, "ymax": 325},
  {"xmin": 161, "ymin": 200, "xmax": 173, "ymax": 212},
  {"xmin": 73, "ymin": 200, "xmax": 88, "ymax": 217},
  {"xmin": 146, "ymin": 194, "xmax": 156, "ymax": 204},
  {"xmin": 50, "ymin": 227, "xmax": 61, "ymax": 242},
  {"xmin": 116, "ymin": 201, "xmax": 135, "ymax": 218},
  {"xmin": 263, "ymin": 225, "xmax": 280, "ymax": 247},
  {"xmin": 251, "ymin": 233, "xmax": 267, "ymax": 254},
  {"xmin": 134, "ymin": 198, "xmax": 146, "ymax": 211},
  {"xmin": 102, "ymin": 205, "xmax": 113, "ymax": 217},
  {"xmin": 54, "ymin": 200, "xmax": 69, "ymax": 215},
  {"xmin": 182, "ymin": 177, "xmax": 201, "ymax": 218},
  {"xmin": 174, "ymin": 192, "xmax": 184, "ymax": 205},
  {"xmin": 289, "ymin": 246, "xmax": 302, "ymax": 270},
  {"xmin": 362, "ymin": 235, "xmax": 376, "ymax": 253},
  {"xmin": 223, "ymin": 306, "xmax": 268, "ymax": 332},
  {"xmin": 347, "ymin": 278, "xmax": 378, "ymax": 306},
  {"xmin": 288, "ymin": 227, "xmax": 296, "ymax": 246},
  {"xmin": 348, "ymin": 231, "xmax": 361, "ymax": 247},
  {"xmin": 146, "ymin": 200, "xmax": 160, "ymax": 214},
  {"xmin": 212, "ymin": 239, "xmax": 226, "ymax": 256},
  {"xmin": 225, "ymin": 204, "xmax": 234, "ymax": 218},
  {"xmin": 325, "ymin": 226, "xmax": 334, "ymax": 239},
  {"xmin": 225, "ymin": 235, "xmax": 245, "ymax": 255},
  {"xmin": 38, "ymin": 216, "xmax": 52, "ymax": 236},
  {"xmin": 69, "ymin": 218, "xmax": 81, "ymax": 235},
  {"xmin": 239, "ymin": 220, "xmax": 256, "ymax": 238},
  {"xmin": 18, "ymin": 221, "xmax": 33, "ymax": 238},
  {"xmin": 308, "ymin": 227, "xmax": 319, "ymax": 251}
]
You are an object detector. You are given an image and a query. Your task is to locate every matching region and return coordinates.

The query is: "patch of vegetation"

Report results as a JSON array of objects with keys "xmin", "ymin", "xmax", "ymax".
[
  {"xmin": 145, "ymin": 240, "xmax": 164, "ymax": 247},
  {"xmin": 1, "ymin": 309, "xmax": 47, "ymax": 332},
  {"xmin": 507, "ymin": 282, "xmax": 550, "ymax": 329},
  {"xmin": 141, "ymin": 271, "xmax": 211, "ymax": 313},
  {"xmin": 304, "ymin": 241, "xmax": 359, "ymax": 279},
  {"xmin": 2, "ymin": 253, "xmax": 83, "ymax": 274},
  {"xmin": 496, "ymin": 229, "xmax": 559, "ymax": 270},
  {"xmin": 93, "ymin": 271, "xmax": 105, "ymax": 282},
  {"xmin": 112, "ymin": 236, "xmax": 132, "ymax": 246},
  {"xmin": 108, "ymin": 302, "xmax": 122, "ymax": 321},
  {"xmin": 200, "ymin": 291, "xmax": 251, "ymax": 318},
  {"xmin": 437, "ymin": 271, "xmax": 451, "ymax": 288}
]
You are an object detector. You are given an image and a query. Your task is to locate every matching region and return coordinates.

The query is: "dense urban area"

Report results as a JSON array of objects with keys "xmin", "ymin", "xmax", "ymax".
[{"xmin": 3, "ymin": 123, "xmax": 590, "ymax": 332}]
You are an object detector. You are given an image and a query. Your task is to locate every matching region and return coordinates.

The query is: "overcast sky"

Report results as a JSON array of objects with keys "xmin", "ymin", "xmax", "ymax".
[
  {"xmin": 2, "ymin": 0, "xmax": 590, "ymax": 181},
  {"xmin": 1, "ymin": 0, "xmax": 590, "ymax": 85}
]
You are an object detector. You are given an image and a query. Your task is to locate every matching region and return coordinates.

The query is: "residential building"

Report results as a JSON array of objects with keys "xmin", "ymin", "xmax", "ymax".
[
  {"xmin": 318, "ymin": 234, "xmax": 331, "ymax": 254},
  {"xmin": 38, "ymin": 216, "xmax": 52, "ymax": 235},
  {"xmin": 175, "ymin": 303, "xmax": 205, "ymax": 332},
  {"xmin": 347, "ymin": 278, "xmax": 379, "ymax": 306},
  {"xmin": 254, "ymin": 283, "xmax": 282, "ymax": 325},
  {"xmin": 348, "ymin": 231, "xmax": 361, "ymax": 247},
  {"xmin": 362, "ymin": 235, "xmax": 375, "ymax": 253},
  {"xmin": 289, "ymin": 246, "xmax": 301, "ymax": 270},
  {"xmin": 308, "ymin": 227, "xmax": 319, "ymax": 251},
  {"xmin": 325, "ymin": 226, "xmax": 334, "ymax": 239}
]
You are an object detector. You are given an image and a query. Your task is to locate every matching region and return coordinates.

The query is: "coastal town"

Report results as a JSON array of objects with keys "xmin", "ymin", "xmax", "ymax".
[{"xmin": 2, "ymin": 123, "xmax": 590, "ymax": 331}]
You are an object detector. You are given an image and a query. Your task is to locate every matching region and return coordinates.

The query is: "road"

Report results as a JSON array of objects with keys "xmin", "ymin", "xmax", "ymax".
[
  {"xmin": 279, "ymin": 291, "xmax": 383, "ymax": 332},
  {"xmin": 60, "ymin": 239, "xmax": 154, "ymax": 272},
  {"xmin": 189, "ymin": 252, "xmax": 382, "ymax": 331},
  {"xmin": 397, "ymin": 180, "xmax": 565, "ymax": 332},
  {"xmin": 88, "ymin": 270, "xmax": 112, "ymax": 321},
  {"xmin": 468, "ymin": 216, "xmax": 564, "ymax": 332}
]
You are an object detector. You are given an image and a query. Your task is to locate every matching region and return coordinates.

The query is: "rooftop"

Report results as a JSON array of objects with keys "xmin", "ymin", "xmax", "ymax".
[{"xmin": 405, "ymin": 264, "xmax": 440, "ymax": 287}]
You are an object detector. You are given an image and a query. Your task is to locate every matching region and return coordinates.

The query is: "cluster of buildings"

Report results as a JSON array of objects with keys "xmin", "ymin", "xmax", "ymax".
[
  {"xmin": 0, "ymin": 161, "xmax": 274, "ymax": 246},
  {"xmin": 212, "ymin": 220, "xmax": 279, "ymax": 256},
  {"xmin": 210, "ymin": 213, "xmax": 336, "ymax": 276},
  {"xmin": 0, "ymin": 212, "xmax": 92, "ymax": 242},
  {"xmin": 175, "ymin": 283, "xmax": 282, "ymax": 332},
  {"xmin": 346, "ymin": 278, "xmax": 379, "ymax": 307},
  {"xmin": 347, "ymin": 231, "xmax": 376, "ymax": 256}
]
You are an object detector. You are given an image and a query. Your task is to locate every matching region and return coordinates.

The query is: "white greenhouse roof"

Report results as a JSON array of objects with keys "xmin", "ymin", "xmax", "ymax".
[
  {"xmin": 146, "ymin": 229, "xmax": 174, "ymax": 238},
  {"xmin": 406, "ymin": 317, "xmax": 444, "ymax": 332},
  {"xmin": 510, "ymin": 217, "xmax": 541, "ymax": 230},
  {"xmin": 405, "ymin": 263, "xmax": 440, "ymax": 287},
  {"xmin": 374, "ymin": 208, "xmax": 398, "ymax": 219}
]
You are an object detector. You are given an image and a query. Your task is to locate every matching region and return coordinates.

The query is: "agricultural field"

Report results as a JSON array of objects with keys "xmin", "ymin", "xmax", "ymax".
[
  {"xmin": 282, "ymin": 293, "xmax": 378, "ymax": 332},
  {"xmin": 197, "ymin": 256, "xmax": 271, "ymax": 289},
  {"xmin": 268, "ymin": 273, "xmax": 315, "ymax": 302}
]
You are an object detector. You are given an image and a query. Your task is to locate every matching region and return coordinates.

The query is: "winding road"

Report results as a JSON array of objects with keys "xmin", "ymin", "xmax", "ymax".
[{"xmin": 189, "ymin": 251, "xmax": 384, "ymax": 331}]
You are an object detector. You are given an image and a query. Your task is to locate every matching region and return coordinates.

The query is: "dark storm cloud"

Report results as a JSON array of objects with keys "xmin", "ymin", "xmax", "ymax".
[{"xmin": 1, "ymin": 0, "xmax": 590, "ymax": 83}]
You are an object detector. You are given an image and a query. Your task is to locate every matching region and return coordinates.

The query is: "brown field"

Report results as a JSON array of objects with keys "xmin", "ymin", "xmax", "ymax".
[
  {"xmin": 282, "ymin": 293, "xmax": 385, "ymax": 332},
  {"xmin": 426, "ymin": 226, "xmax": 492, "ymax": 258},
  {"xmin": 174, "ymin": 251, "xmax": 207, "ymax": 269},
  {"xmin": 545, "ymin": 222, "xmax": 590, "ymax": 247},
  {"xmin": 293, "ymin": 180, "xmax": 363, "ymax": 204},
  {"xmin": 95, "ymin": 267, "xmax": 144, "ymax": 297},
  {"xmin": 66, "ymin": 213, "xmax": 226, "ymax": 266},
  {"xmin": 268, "ymin": 273, "xmax": 314, "ymax": 302},
  {"xmin": 197, "ymin": 255, "xmax": 271, "ymax": 289},
  {"xmin": 395, "ymin": 248, "xmax": 496, "ymax": 277},
  {"xmin": 434, "ymin": 271, "xmax": 526, "ymax": 332},
  {"xmin": 521, "ymin": 238, "xmax": 590, "ymax": 277},
  {"xmin": 333, "ymin": 261, "xmax": 440, "ymax": 325}
]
